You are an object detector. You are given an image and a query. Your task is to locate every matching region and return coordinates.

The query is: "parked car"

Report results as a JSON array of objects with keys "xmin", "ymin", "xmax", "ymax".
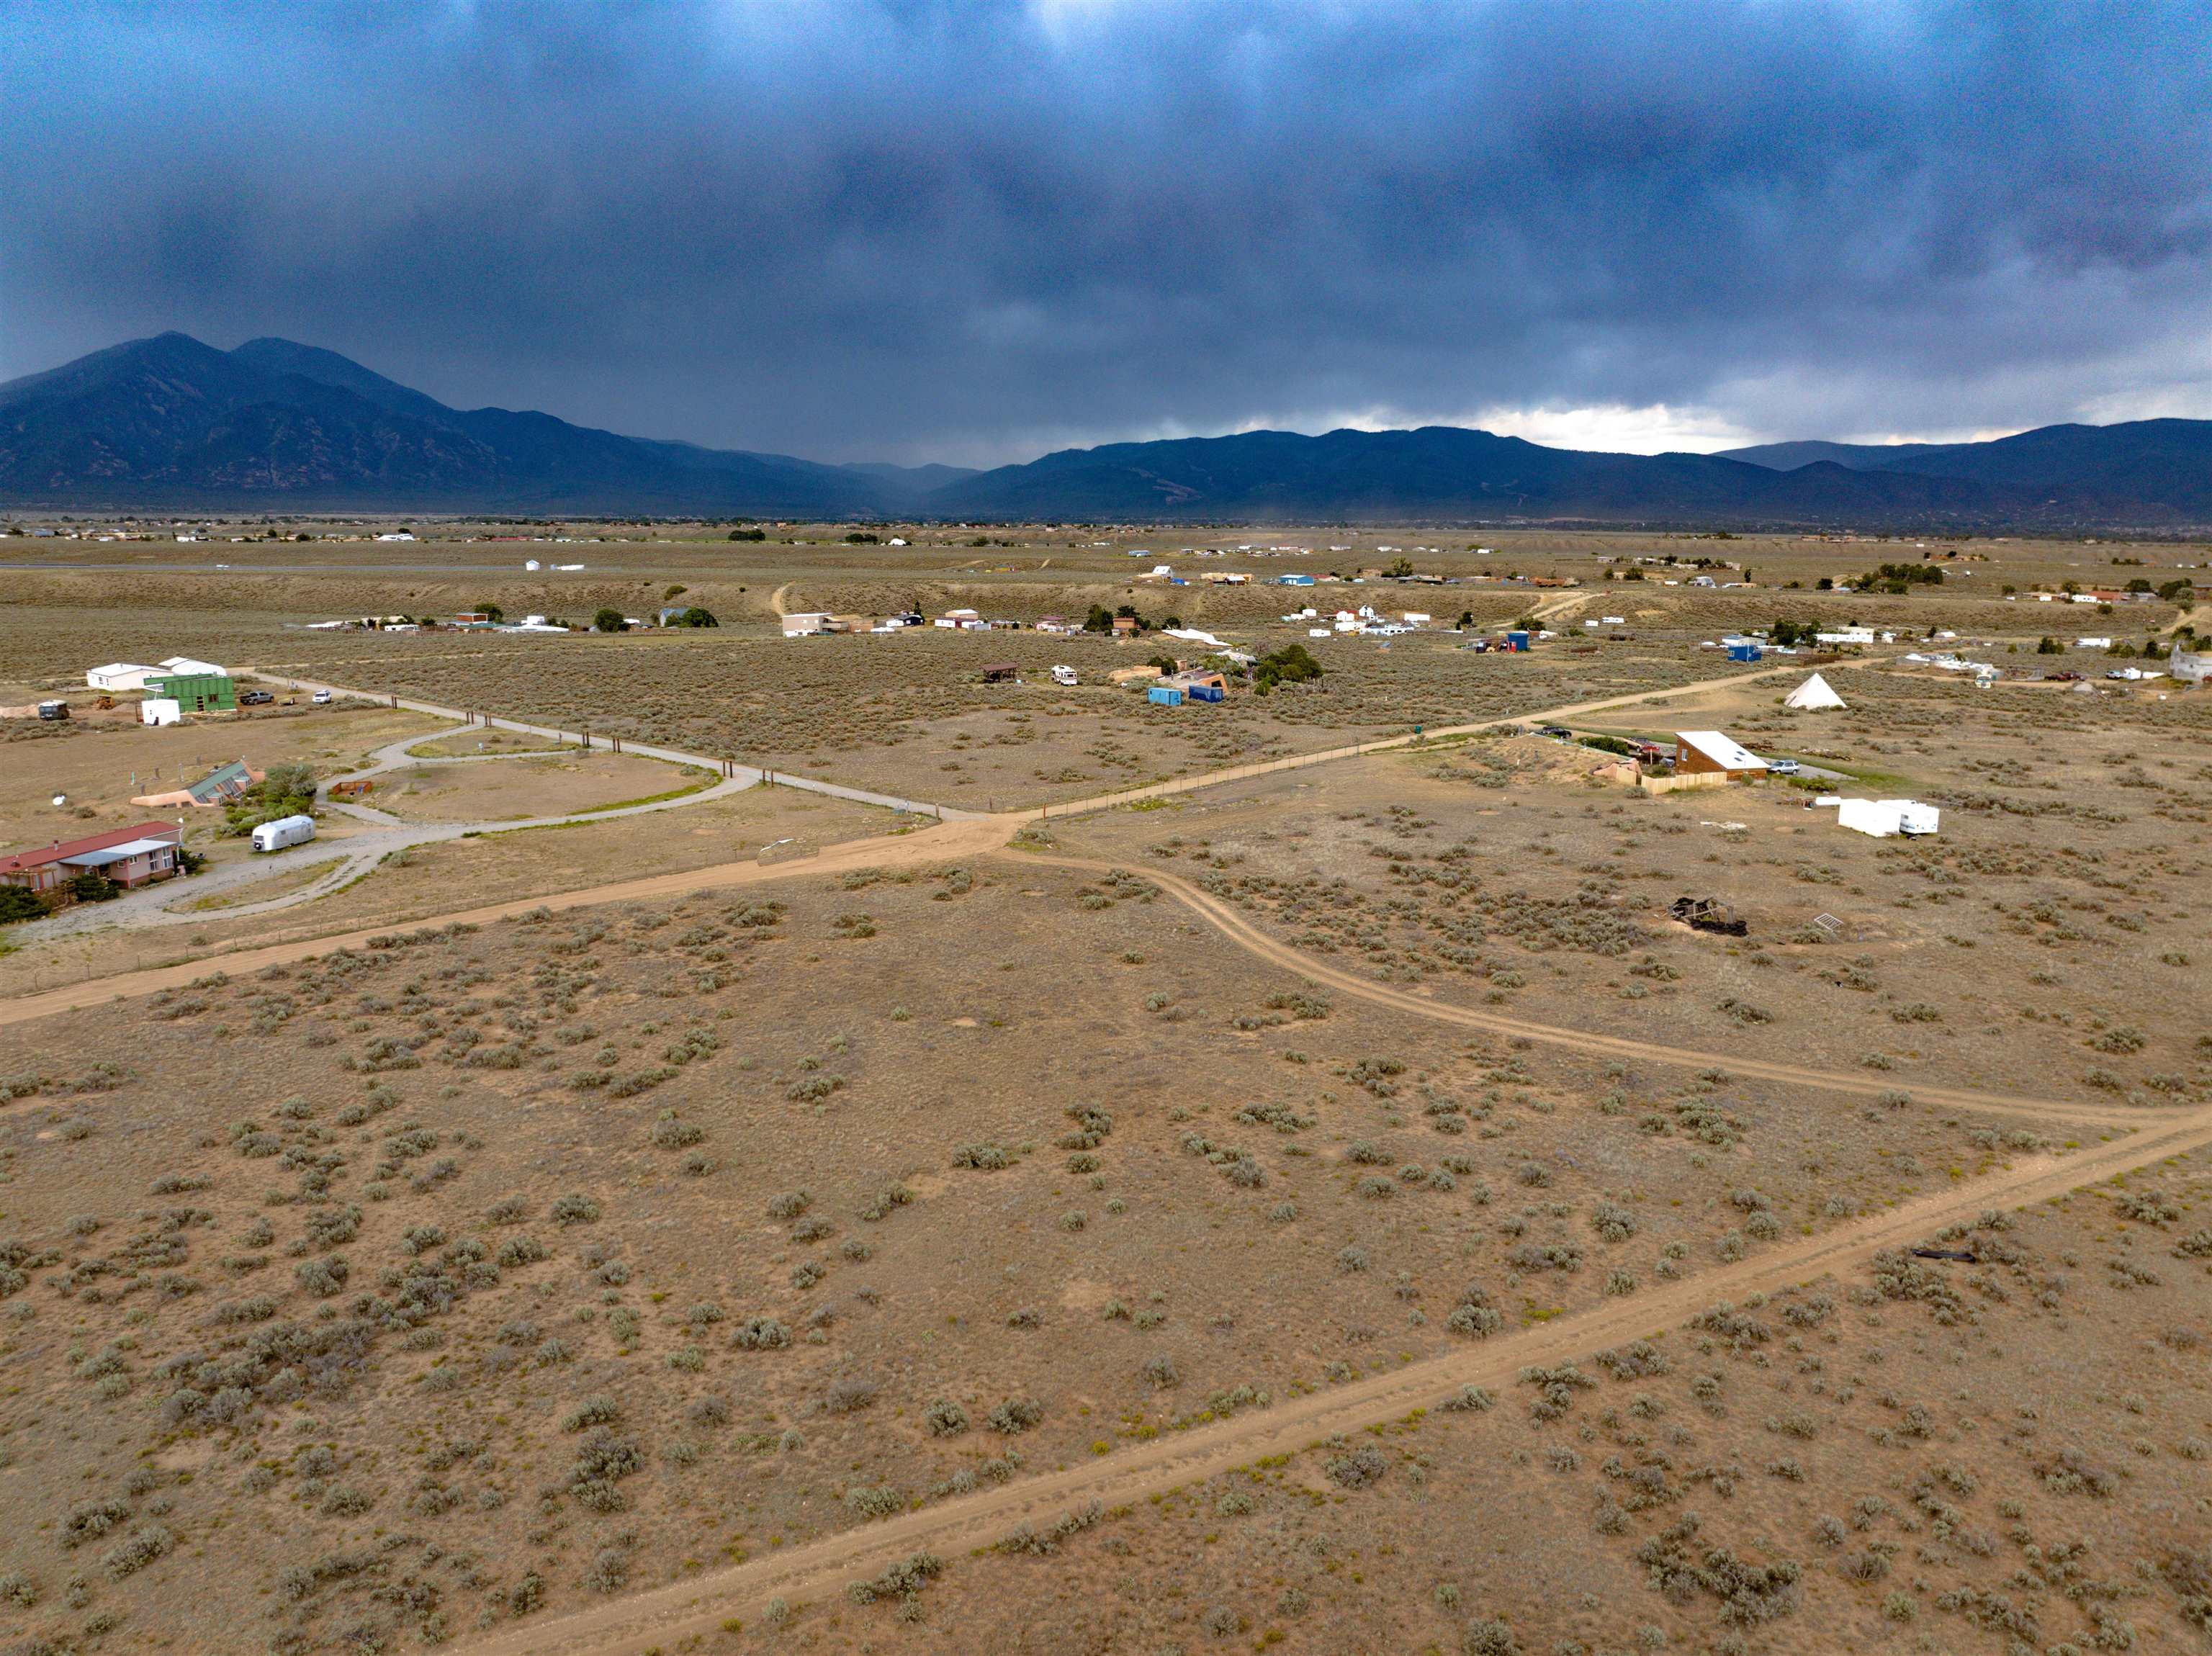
[
  {"xmin": 1536, "ymin": 724, "xmax": 1572, "ymax": 739},
  {"xmin": 1767, "ymin": 757, "xmax": 1801, "ymax": 776},
  {"xmin": 311, "ymin": 688, "xmax": 333, "ymax": 704},
  {"xmin": 240, "ymin": 689, "xmax": 274, "ymax": 706}
]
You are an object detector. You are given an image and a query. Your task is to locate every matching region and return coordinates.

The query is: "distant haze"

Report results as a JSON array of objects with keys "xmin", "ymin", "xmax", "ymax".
[{"xmin": 3, "ymin": 4, "xmax": 2208, "ymax": 464}]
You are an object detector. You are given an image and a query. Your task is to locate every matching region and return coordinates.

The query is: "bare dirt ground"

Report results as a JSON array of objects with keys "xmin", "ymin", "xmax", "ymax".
[
  {"xmin": 0, "ymin": 847, "xmax": 2203, "ymax": 1656},
  {"xmin": 1043, "ymin": 670, "xmax": 2211, "ymax": 1111},
  {"xmin": 368, "ymin": 752, "xmax": 705, "ymax": 825},
  {"xmin": 0, "ymin": 537, "xmax": 2205, "ymax": 1656},
  {"xmin": 0, "ymin": 784, "xmax": 899, "ymax": 1001},
  {"xmin": 0, "ymin": 704, "xmax": 447, "ymax": 861}
]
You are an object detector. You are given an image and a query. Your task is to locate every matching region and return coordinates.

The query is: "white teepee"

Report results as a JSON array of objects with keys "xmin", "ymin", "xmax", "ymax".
[{"xmin": 1784, "ymin": 672, "xmax": 1846, "ymax": 711}]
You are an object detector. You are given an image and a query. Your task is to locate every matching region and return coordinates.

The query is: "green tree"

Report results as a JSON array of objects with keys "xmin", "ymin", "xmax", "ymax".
[
  {"xmin": 593, "ymin": 608, "xmax": 627, "ymax": 633},
  {"xmin": 727, "ymin": 528, "xmax": 765, "ymax": 542},
  {"xmin": 1252, "ymin": 643, "xmax": 1324, "ymax": 693},
  {"xmin": 1082, "ymin": 604, "xmax": 1115, "ymax": 634},
  {"xmin": 472, "ymin": 601, "xmax": 505, "ymax": 623},
  {"xmin": 673, "ymin": 606, "xmax": 719, "ymax": 628},
  {"xmin": 1385, "ymin": 557, "xmax": 1413, "ymax": 578},
  {"xmin": 225, "ymin": 763, "xmax": 319, "ymax": 837},
  {"xmin": 2037, "ymin": 636, "xmax": 2062, "ymax": 654},
  {"xmin": 0, "ymin": 886, "xmax": 48, "ymax": 924}
]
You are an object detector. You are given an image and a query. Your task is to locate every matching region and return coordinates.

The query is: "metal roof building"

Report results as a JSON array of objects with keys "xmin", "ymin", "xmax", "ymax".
[{"xmin": 1673, "ymin": 730, "xmax": 1768, "ymax": 778}]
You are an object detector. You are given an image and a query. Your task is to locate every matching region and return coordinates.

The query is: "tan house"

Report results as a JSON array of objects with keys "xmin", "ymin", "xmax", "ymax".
[
  {"xmin": 0, "ymin": 822, "xmax": 184, "ymax": 896},
  {"xmin": 1673, "ymin": 730, "xmax": 1768, "ymax": 780}
]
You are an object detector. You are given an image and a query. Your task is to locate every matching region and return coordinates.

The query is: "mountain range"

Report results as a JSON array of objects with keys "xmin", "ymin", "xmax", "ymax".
[{"xmin": 3, "ymin": 333, "xmax": 2208, "ymax": 528}]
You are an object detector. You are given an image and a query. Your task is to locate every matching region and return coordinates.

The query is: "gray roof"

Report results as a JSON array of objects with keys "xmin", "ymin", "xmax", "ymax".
[{"xmin": 59, "ymin": 838, "xmax": 174, "ymax": 868}]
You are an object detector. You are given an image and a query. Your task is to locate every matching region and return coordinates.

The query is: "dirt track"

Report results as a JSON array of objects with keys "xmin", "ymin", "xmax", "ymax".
[
  {"xmin": 9, "ymin": 653, "xmax": 2198, "ymax": 1655},
  {"xmin": 1021, "ymin": 852, "xmax": 2159, "ymax": 1130},
  {"xmin": 459, "ymin": 1103, "xmax": 2209, "ymax": 1656},
  {"xmin": 0, "ymin": 816, "xmax": 1009, "ymax": 1032}
]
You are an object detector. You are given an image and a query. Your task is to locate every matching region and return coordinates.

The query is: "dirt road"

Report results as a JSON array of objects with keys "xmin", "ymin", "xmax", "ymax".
[
  {"xmin": 4, "ymin": 649, "xmax": 2195, "ymax": 1656},
  {"xmin": 1033, "ymin": 658, "xmax": 1810, "ymax": 818},
  {"xmin": 0, "ymin": 816, "xmax": 1009, "ymax": 1032},
  {"xmin": 1021, "ymin": 852, "xmax": 2153, "ymax": 1130},
  {"xmin": 460, "ymin": 1103, "xmax": 2211, "ymax": 1656}
]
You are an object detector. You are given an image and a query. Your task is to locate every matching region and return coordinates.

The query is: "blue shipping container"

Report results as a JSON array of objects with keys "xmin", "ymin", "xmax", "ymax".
[
  {"xmin": 1148, "ymin": 685, "xmax": 1184, "ymax": 706},
  {"xmin": 1727, "ymin": 643, "xmax": 1762, "ymax": 662},
  {"xmin": 1187, "ymin": 683, "xmax": 1224, "ymax": 702}
]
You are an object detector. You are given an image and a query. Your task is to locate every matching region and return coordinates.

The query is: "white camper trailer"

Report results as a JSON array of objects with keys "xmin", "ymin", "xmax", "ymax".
[
  {"xmin": 1836, "ymin": 799, "xmax": 1938, "ymax": 838},
  {"xmin": 250, "ymin": 814, "xmax": 318, "ymax": 853}
]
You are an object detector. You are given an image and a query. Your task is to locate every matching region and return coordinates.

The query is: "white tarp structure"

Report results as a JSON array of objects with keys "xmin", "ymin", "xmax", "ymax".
[
  {"xmin": 1161, "ymin": 626, "xmax": 1229, "ymax": 649},
  {"xmin": 140, "ymin": 698, "xmax": 181, "ymax": 726},
  {"xmin": 1784, "ymin": 672, "xmax": 1847, "ymax": 711},
  {"xmin": 1837, "ymin": 798, "xmax": 1939, "ymax": 837}
]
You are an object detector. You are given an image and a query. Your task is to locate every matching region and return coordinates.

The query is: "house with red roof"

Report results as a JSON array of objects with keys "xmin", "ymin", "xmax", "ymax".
[{"xmin": 0, "ymin": 822, "xmax": 184, "ymax": 896}]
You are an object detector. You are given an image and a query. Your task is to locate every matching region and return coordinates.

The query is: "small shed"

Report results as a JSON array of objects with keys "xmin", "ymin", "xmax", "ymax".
[
  {"xmin": 1726, "ymin": 642, "xmax": 1762, "ymax": 663},
  {"xmin": 981, "ymin": 662, "xmax": 1020, "ymax": 683},
  {"xmin": 1148, "ymin": 684, "xmax": 1185, "ymax": 706},
  {"xmin": 141, "ymin": 698, "xmax": 182, "ymax": 726},
  {"xmin": 1674, "ymin": 730, "xmax": 1768, "ymax": 779},
  {"xmin": 1505, "ymin": 630, "xmax": 1531, "ymax": 652}
]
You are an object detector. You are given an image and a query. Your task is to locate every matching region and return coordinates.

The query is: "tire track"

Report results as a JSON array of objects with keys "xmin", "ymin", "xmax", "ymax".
[
  {"xmin": 0, "ymin": 818, "xmax": 1010, "ymax": 1032},
  {"xmin": 459, "ymin": 1106, "xmax": 2212, "ymax": 1656},
  {"xmin": 1017, "ymin": 852, "xmax": 2159, "ymax": 1129}
]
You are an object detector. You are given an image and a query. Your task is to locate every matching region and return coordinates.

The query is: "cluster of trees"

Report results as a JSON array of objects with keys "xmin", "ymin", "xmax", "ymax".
[
  {"xmin": 1768, "ymin": 618, "xmax": 1822, "ymax": 647},
  {"xmin": 224, "ymin": 763, "xmax": 318, "ymax": 837},
  {"xmin": 1849, "ymin": 562, "xmax": 1945, "ymax": 593},
  {"xmin": 1082, "ymin": 603, "xmax": 1181, "ymax": 634},
  {"xmin": 1251, "ymin": 643, "xmax": 1324, "ymax": 693}
]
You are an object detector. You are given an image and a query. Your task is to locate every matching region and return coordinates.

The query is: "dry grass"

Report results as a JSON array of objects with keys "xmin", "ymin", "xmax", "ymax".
[{"xmin": 0, "ymin": 858, "xmax": 2151, "ymax": 1652}]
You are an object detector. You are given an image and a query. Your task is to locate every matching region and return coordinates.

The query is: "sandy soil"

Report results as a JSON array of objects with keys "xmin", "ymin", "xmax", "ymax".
[{"xmin": 370, "ymin": 752, "xmax": 709, "ymax": 824}]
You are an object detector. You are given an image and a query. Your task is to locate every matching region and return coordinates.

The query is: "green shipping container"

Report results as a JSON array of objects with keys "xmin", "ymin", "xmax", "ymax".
[{"xmin": 146, "ymin": 672, "xmax": 236, "ymax": 713}]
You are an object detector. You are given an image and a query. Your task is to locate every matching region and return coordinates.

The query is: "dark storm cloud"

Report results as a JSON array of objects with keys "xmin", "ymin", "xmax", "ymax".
[{"xmin": 4, "ymin": 1, "xmax": 2209, "ymax": 461}]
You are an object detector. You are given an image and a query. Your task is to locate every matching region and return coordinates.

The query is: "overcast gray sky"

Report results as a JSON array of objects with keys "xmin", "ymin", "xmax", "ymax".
[{"xmin": 4, "ymin": 1, "xmax": 2208, "ymax": 465}]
